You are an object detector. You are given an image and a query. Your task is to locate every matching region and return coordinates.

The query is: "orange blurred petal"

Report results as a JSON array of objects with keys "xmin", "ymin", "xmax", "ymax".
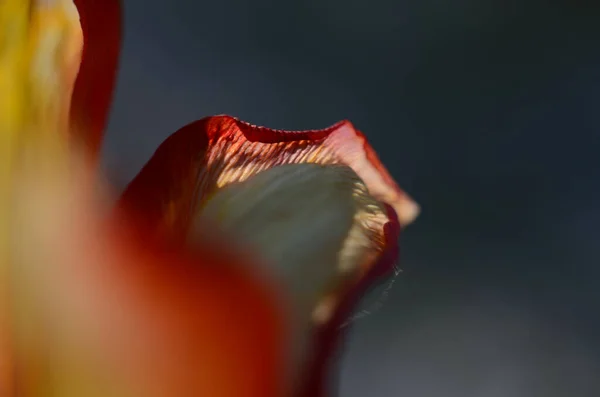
[{"xmin": 11, "ymin": 158, "xmax": 285, "ymax": 397}]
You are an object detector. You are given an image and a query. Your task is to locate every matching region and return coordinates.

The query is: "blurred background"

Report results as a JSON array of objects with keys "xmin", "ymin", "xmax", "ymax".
[{"xmin": 101, "ymin": 1, "xmax": 600, "ymax": 396}]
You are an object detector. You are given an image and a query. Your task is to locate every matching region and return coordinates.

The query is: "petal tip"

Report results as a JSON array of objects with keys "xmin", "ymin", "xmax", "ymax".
[{"xmin": 396, "ymin": 195, "xmax": 420, "ymax": 227}]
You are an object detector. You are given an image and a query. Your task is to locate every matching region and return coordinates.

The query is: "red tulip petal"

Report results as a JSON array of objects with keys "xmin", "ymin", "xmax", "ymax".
[
  {"xmin": 120, "ymin": 112, "xmax": 416, "ymax": 394},
  {"xmin": 70, "ymin": 0, "xmax": 121, "ymax": 162},
  {"xmin": 120, "ymin": 115, "xmax": 419, "ymax": 242}
]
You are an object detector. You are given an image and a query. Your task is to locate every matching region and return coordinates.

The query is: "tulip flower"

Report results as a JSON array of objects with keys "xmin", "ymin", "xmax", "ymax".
[{"xmin": 0, "ymin": 1, "xmax": 419, "ymax": 396}]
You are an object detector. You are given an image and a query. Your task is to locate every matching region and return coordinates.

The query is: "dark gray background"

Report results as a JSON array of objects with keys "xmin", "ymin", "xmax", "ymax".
[{"xmin": 102, "ymin": 1, "xmax": 600, "ymax": 396}]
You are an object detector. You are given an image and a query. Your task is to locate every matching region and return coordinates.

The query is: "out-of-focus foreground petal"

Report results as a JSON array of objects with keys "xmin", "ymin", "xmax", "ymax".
[
  {"xmin": 0, "ymin": 1, "xmax": 286, "ymax": 396},
  {"xmin": 120, "ymin": 115, "xmax": 419, "ymax": 242},
  {"xmin": 11, "ymin": 160, "xmax": 286, "ymax": 397},
  {"xmin": 1, "ymin": 0, "xmax": 83, "ymax": 393}
]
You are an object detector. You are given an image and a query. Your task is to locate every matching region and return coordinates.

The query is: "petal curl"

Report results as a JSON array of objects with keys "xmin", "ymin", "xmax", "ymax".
[{"xmin": 120, "ymin": 115, "xmax": 419, "ymax": 241}]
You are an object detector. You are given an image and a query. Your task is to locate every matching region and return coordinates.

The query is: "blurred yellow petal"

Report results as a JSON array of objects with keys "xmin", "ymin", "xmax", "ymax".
[
  {"xmin": 0, "ymin": 1, "xmax": 83, "ymax": 395},
  {"xmin": 0, "ymin": 0, "xmax": 82, "ymax": 150}
]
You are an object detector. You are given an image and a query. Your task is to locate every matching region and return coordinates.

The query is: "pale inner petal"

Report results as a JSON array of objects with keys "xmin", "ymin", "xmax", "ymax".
[{"xmin": 192, "ymin": 163, "xmax": 391, "ymax": 394}]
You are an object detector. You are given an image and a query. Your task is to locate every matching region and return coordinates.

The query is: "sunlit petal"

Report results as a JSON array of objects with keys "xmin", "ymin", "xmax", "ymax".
[
  {"xmin": 120, "ymin": 115, "xmax": 419, "ymax": 242},
  {"xmin": 119, "ymin": 115, "xmax": 415, "ymax": 395}
]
